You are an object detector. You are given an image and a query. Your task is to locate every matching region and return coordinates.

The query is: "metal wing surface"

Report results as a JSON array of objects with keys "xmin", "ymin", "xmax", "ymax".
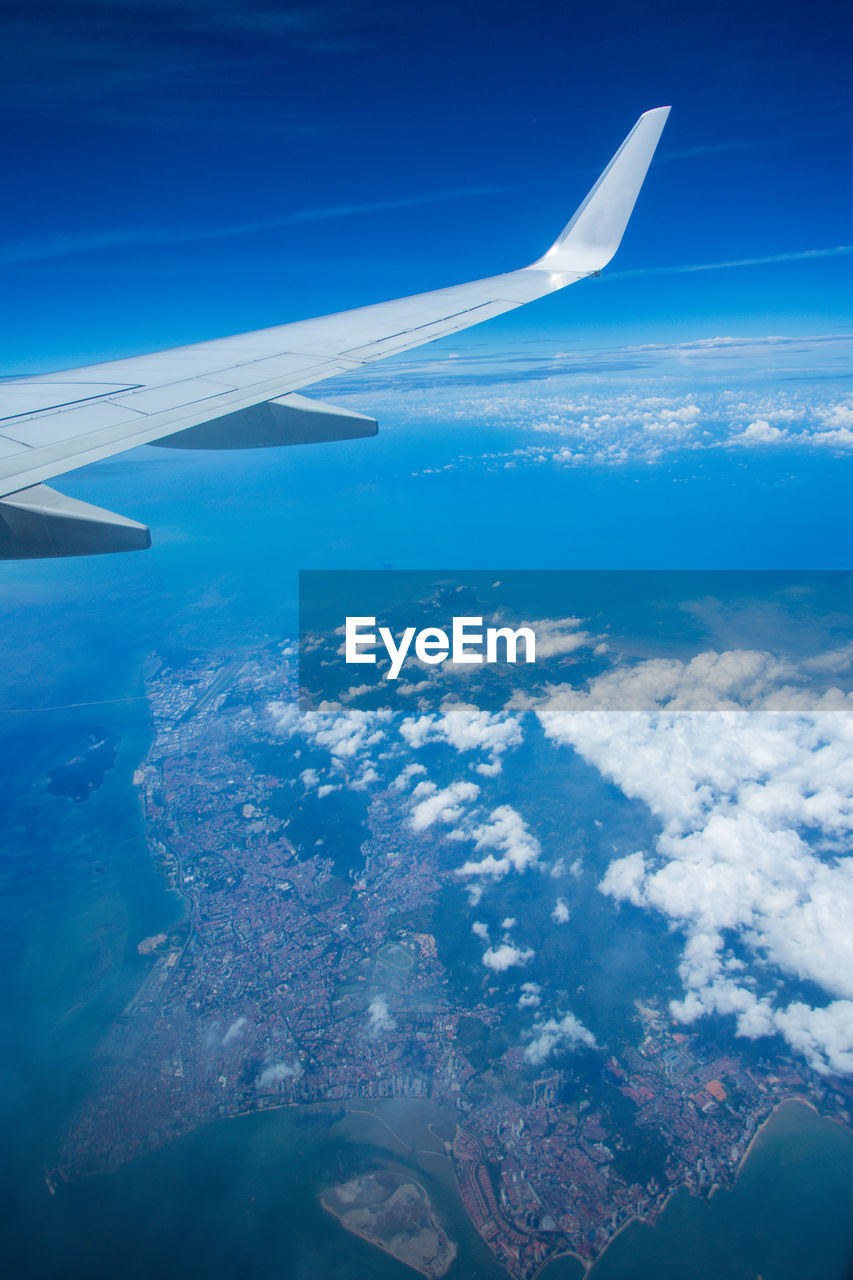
[{"xmin": 0, "ymin": 106, "xmax": 669, "ymax": 558}]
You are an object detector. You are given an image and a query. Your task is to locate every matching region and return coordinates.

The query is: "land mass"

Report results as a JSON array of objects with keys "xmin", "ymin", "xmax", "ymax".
[
  {"xmin": 321, "ymin": 1169, "xmax": 456, "ymax": 1278},
  {"xmin": 47, "ymin": 728, "xmax": 119, "ymax": 802},
  {"xmin": 57, "ymin": 648, "xmax": 853, "ymax": 1278}
]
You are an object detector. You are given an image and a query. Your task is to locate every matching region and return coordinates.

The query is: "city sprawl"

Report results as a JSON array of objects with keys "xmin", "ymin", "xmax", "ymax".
[{"xmin": 60, "ymin": 647, "xmax": 853, "ymax": 1276}]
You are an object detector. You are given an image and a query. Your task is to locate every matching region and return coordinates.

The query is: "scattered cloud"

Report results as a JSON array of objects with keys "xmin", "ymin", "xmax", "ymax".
[
  {"xmin": 269, "ymin": 700, "xmax": 391, "ymax": 760},
  {"xmin": 221, "ymin": 1016, "xmax": 247, "ymax": 1048},
  {"xmin": 340, "ymin": 343, "xmax": 853, "ymax": 470},
  {"xmin": 482, "ymin": 942, "xmax": 534, "ymax": 972},
  {"xmin": 391, "ymin": 761, "xmax": 428, "ymax": 791},
  {"xmin": 551, "ymin": 898, "xmax": 570, "ymax": 924},
  {"xmin": 524, "ymin": 1012, "xmax": 597, "ymax": 1065},
  {"xmin": 367, "ymin": 995, "xmax": 396, "ymax": 1038},
  {"xmin": 536, "ymin": 650, "xmax": 853, "ymax": 1074},
  {"xmin": 518, "ymin": 982, "xmax": 542, "ymax": 1009},
  {"xmin": 255, "ymin": 1060, "xmax": 302, "ymax": 1090},
  {"xmin": 400, "ymin": 701, "xmax": 522, "ymax": 772},
  {"xmin": 525, "ymin": 617, "xmax": 592, "ymax": 659},
  {"xmin": 409, "ymin": 779, "xmax": 479, "ymax": 832},
  {"xmin": 728, "ymin": 418, "xmax": 787, "ymax": 446},
  {"xmin": 457, "ymin": 805, "xmax": 540, "ymax": 881}
]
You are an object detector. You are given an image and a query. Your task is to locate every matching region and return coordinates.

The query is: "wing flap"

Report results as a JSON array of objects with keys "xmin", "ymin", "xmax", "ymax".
[
  {"xmin": 5, "ymin": 398, "xmax": 147, "ymax": 448},
  {"xmin": 0, "ymin": 381, "xmax": 141, "ymax": 421}
]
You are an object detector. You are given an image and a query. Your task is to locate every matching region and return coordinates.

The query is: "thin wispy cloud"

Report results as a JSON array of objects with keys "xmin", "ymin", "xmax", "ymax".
[
  {"xmin": 610, "ymin": 245, "xmax": 853, "ymax": 280},
  {"xmin": 660, "ymin": 138, "xmax": 785, "ymax": 162},
  {"xmin": 0, "ymin": 184, "xmax": 511, "ymax": 268},
  {"xmin": 659, "ymin": 123, "xmax": 853, "ymax": 164},
  {"xmin": 0, "ymin": 1, "xmax": 364, "ymax": 106}
]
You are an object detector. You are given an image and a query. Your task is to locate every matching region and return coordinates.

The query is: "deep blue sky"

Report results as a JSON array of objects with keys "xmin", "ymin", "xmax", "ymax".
[
  {"xmin": 0, "ymin": 0, "xmax": 851, "ymax": 373},
  {"xmin": 0, "ymin": 0, "xmax": 851, "ymax": 602}
]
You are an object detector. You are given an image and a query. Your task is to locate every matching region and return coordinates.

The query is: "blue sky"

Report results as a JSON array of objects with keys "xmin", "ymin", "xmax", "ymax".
[
  {"xmin": 0, "ymin": 0, "xmax": 851, "ymax": 610},
  {"xmin": 0, "ymin": 0, "xmax": 851, "ymax": 372}
]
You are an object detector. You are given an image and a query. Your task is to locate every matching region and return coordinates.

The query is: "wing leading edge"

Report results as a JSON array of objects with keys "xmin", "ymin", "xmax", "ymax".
[{"xmin": 0, "ymin": 106, "xmax": 670, "ymax": 558}]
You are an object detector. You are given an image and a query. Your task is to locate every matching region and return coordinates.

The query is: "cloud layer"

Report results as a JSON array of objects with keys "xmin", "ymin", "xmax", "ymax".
[
  {"xmin": 329, "ymin": 336, "xmax": 853, "ymax": 470},
  {"xmin": 536, "ymin": 650, "xmax": 853, "ymax": 1074}
]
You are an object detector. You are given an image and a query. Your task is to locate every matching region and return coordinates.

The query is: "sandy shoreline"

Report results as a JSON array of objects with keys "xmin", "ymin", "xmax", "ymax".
[
  {"xmin": 711, "ymin": 1094, "xmax": 819, "ymax": 1201},
  {"xmin": 320, "ymin": 1202, "xmax": 442, "ymax": 1279},
  {"xmin": 320, "ymin": 1172, "xmax": 457, "ymax": 1279}
]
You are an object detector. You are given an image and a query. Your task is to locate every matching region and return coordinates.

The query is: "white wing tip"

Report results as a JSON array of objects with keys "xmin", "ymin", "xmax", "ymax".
[{"xmin": 535, "ymin": 106, "xmax": 671, "ymax": 274}]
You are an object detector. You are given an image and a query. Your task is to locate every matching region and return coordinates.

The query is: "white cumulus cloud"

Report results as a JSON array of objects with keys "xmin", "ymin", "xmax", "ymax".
[
  {"xmin": 268, "ymin": 699, "xmax": 392, "ymax": 760},
  {"xmin": 400, "ymin": 701, "xmax": 522, "ymax": 771},
  {"xmin": 367, "ymin": 995, "xmax": 396, "ymax": 1038},
  {"xmin": 524, "ymin": 1012, "xmax": 597, "ymax": 1065},
  {"xmin": 535, "ymin": 650, "xmax": 853, "ymax": 1074},
  {"xmin": 518, "ymin": 982, "xmax": 542, "ymax": 1009},
  {"xmin": 409, "ymin": 779, "xmax": 480, "ymax": 832},
  {"xmin": 457, "ymin": 805, "xmax": 540, "ymax": 881},
  {"xmin": 482, "ymin": 943, "xmax": 534, "ymax": 972},
  {"xmin": 551, "ymin": 898, "xmax": 570, "ymax": 924}
]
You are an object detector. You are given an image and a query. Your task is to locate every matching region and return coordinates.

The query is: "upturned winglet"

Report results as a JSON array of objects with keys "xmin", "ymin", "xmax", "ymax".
[{"xmin": 535, "ymin": 105, "xmax": 670, "ymax": 275}]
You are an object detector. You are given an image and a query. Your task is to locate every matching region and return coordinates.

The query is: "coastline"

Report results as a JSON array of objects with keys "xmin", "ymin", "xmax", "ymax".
[
  {"xmin": 533, "ymin": 1244, "xmax": 591, "ymax": 1277},
  {"xmin": 533, "ymin": 1179, "xmax": 684, "ymax": 1278},
  {"xmin": 544, "ymin": 1097, "xmax": 822, "ymax": 1279},
  {"xmin": 319, "ymin": 1173, "xmax": 458, "ymax": 1280},
  {"xmin": 579, "ymin": 1096, "xmax": 828, "ymax": 1278},
  {"xmin": 589, "ymin": 1195, "xmax": 675, "ymax": 1274},
  {"xmin": 709, "ymin": 1095, "xmax": 819, "ymax": 1202}
]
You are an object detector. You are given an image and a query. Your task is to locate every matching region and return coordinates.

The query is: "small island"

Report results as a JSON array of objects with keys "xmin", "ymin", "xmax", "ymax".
[
  {"xmin": 47, "ymin": 728, "xmax": 119, "ymax": 802},
  {"xmin": 320, "ymin": 1170, "xmax": 457, "ymax": 1278}
]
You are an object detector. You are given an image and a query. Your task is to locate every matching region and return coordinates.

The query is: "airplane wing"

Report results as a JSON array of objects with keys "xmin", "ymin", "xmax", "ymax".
[{"xmin": 0, "ymin": 106, "xmax": 669, "ymax": 559}]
